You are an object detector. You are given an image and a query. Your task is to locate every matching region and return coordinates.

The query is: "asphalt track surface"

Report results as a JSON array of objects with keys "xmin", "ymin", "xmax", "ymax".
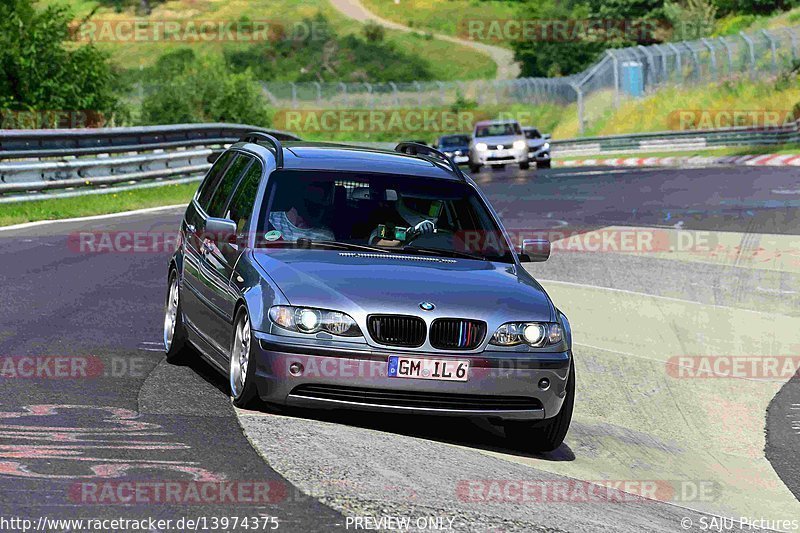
[{"xmin": 0, "ymin": 163, "xmax": 798, "ymax": 532}]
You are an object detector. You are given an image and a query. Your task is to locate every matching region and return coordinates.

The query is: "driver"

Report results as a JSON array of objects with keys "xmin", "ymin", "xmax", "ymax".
[
  {"xmin": 369, "ymin": 193, "xmax": 441, "ymax": 244},
  {"xmin": 269, "ymin": 181, "xmax": 335, "ymax": 242}
]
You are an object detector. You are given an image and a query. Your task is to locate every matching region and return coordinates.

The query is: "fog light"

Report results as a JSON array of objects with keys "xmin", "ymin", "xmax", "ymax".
[
  {"xmin": 538, "ymin": 378, "xmax": 550, "ymax": 390},
  {"xmin": 289, "ymin": 362, "xmax": 304, "ymax": 376}
]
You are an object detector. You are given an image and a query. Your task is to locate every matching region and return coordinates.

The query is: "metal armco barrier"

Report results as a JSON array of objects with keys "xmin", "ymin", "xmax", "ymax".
[
  {"xmin": 0, "ymin": 124, "xmax": 299, "ymax": 203},
  {"xmin": 0, "ymin": 121, "xmax": 797, "ymax": 203},
  {"xmin": 552, "ymin": 120, "xmax": 800, "ymax": 156}
]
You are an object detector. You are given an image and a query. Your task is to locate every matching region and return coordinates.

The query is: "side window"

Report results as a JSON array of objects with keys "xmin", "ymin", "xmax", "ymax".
[
  {"xmin": 206, "ymin": 154, "xmax": 252, "ymax": 218},
  {"xmin": 196, "ymin": 151, "xmax": 234, "ymax": 210},
  {"xmin": 225, "ymin": 161, "xmax": 263, "ymax": 235}
]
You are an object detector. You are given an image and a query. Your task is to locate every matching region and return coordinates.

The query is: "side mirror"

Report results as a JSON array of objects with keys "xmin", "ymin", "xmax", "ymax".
[
  {"xmin": 207, "ymin": 151, "xmax": 222, "ymax": 164},
  {"xmin": 204, "ymin": 217, "xmax": 237, "ymax": 246},
  {"xmin": 519, "ymin": 239, "xmax": 550, "ymax": 263}
]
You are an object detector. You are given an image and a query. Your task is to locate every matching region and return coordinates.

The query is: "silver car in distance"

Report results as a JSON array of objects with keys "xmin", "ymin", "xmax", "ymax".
[{"xmin": 165, "ymin": 135, "xmax": 575, "ymax": 452}]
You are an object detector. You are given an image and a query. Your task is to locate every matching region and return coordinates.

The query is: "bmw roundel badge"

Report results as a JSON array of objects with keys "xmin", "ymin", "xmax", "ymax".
[{"xmin": 419, "ymin": 301, "xmax": 435, "ymax": 311}]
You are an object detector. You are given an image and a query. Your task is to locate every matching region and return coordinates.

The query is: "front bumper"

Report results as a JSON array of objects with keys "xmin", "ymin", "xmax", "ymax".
[
  {"xmin": 471, "ymin": 147, "xmax": 528, "ymax": 166},
  {"xmin": 252, "ymin": 333, "xmax": 571, "ymax": 421},
  {"xmin": 528, "ymin": 149, "xmax": 551, "ymax": 162}
]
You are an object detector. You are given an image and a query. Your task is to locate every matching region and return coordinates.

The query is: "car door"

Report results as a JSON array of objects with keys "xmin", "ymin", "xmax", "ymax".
[
  {"xmin": 182, "ymin": 150, "xmax": 235, "ymax": 336},
  {"xmin": 185, "ymin": 153, "xmax": 253, "ymax": 358},
  {"xmin": 202, "ymin": 158, "xmax": 264, "ymax": 354}
]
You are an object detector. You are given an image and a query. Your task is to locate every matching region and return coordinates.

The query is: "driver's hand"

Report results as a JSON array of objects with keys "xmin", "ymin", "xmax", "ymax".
[{"xmin": 412, "ymin": 219, "xmax": 436, "ymax": 235}]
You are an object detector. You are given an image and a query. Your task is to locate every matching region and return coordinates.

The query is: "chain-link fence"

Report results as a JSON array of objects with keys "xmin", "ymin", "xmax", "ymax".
[{"xmin": 262, "ymin": 26, "xmax": 799, "ymax": 136}]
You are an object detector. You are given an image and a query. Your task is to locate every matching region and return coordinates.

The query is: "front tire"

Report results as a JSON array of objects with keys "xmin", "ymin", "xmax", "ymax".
[
  {"xmin": 519, "ymin": 161, "xmax": 530, "ymax": 170},
  {"xmin": 230, "ymin": 307, "xmax": 259, "ymax": 408},
  {"xmin": 469, "ymin": 163, "xmax": 481, "ymax": 174},
  {"xmin": 505, "ymin": 361, "xmax": 574, "ymax": 452},
  {"xmin": 537, "ymin": 160, "xmax": 551, "ymax": 169},
  {"xmin": 164, "ymin": 271, "xmax": 188, "ymax": 363}
]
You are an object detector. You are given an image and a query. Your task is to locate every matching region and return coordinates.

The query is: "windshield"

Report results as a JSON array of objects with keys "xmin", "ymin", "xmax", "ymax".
[
  {"xmin": 438, "ymin": 135, "xmax": 470, "ymax": 147},
  {"xmin": 475, "ymin": 123, "xmax": 522, "ymax": 137},
  {"xmin": 256, "ymin": 171, "xmax": 513, "ymax": 262}
]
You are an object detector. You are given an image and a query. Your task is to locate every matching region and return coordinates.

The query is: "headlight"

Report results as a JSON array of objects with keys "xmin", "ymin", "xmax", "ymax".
[
  {"xmin": 269, "ymin": 306, "xmax": 361, "ymax": 337},
  {"xmin": 490, "ymin": 322, "xmax": 562, "ymax": 347},
  {"xmin": 543, "ymin": 142, "xmax": 550, "ymax": 150},
  {"xmin": 475, "ymin": 142, "xmax": 488, "ymax": 151},
  {"xmin": 513, "ymin": 140, "xmax": 527, "ymax": 150}
]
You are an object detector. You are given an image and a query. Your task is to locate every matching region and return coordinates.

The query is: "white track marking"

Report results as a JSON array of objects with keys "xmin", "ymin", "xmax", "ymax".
[{"xmin": 0, "ymin": 204, "xmax": 185, "ymax": 232}]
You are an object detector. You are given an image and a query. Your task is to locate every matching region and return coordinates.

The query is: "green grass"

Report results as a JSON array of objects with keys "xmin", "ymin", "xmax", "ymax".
[
  {"xmin": 551, "ymin": 77, "xmax": 800, "ymax": 139},
  {"xmin": 361, "ymin": 0, "xmax": 517, "ymax": 46},
  {"xmin": 0, "ymin": 182, "xmax": 196, "ymax": 227},
  {"xmin": 42, "ymin": 0, "xmax": 496, "ymax": 80}
]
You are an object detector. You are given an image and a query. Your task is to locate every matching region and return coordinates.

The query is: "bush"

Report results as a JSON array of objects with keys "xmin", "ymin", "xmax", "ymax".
[
  {"xmin": 363, "ymin": 21, "xmax": 385, "ymax": 42},
  {"xmin": 140, "ymin": 55, "xmax": 272, "ymax": 126}
]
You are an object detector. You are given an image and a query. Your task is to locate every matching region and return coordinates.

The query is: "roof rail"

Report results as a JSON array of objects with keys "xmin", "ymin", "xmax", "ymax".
[
  {"xmin": 240, "ymin": 132, "xmax": 284, "ymax": 168},
  {"xmin": 394, "ymin": 142, "xmax": 467, "ymax": 181}
]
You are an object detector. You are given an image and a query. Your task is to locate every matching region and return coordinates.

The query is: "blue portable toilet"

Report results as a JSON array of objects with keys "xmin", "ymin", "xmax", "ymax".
[{"xmin": 621, "ymin": 61, "xmax": 644, "ymax": 97}]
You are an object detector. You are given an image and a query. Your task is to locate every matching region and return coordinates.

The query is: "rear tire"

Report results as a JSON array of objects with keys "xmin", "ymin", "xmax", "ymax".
[
  {"xmin": 505, "ymin": 361, "xmax": 574, "ymax": 452},
  {"xmin": 164, "ymin": 271, "xmax": 188, "ymax": 364},
  {"xmin": 230, "ymin": 307, "xmax": 260, "ymax": 408}
]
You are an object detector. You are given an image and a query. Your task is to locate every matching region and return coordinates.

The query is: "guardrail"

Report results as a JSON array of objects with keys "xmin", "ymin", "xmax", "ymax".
[
  {"xmin": 1, "ymin": 120, "xmax": 798, "ymax": 203},
  {"xmin": 552, "ymin": 120, "xmax": 800, "ymax": 156},
  {"xmin": 0, "ymin": 124, "xmax": 299, "ymax": 203}
]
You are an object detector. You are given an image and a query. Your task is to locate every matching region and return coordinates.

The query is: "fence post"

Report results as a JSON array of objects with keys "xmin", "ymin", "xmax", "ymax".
[
  {"xmin": 761, "ymin": 29, "xmax": 778, "ymax": 74},
  {"xmin": 436, "ymin": 81, "xmax": 446, "ymax": 105},
  {"xmin": 637, "ymin": 45, "xmax": 657, "ymax": 87},
  {"xmin": 339, "ymin": 82, "xmax": 348, "ymax": 108},
  {"xmin": 571, "ymin": 82, "xmax": 584, "ymax": 136},
  {"xmin": 739, "ymin": 32, "xmax": 756, "ymax": 75},
  {"xmin": 786, "ymin": 27, "xmax": 798, "ymax": 59},
  {"xmin": 655, "ymin": 44, "xmax": 669, "ymax": 81},
  {"xmin": 701, "ymin": 38, "xmax": 717, "ymax": 79},
  {"xmin": 667, "ymin": 43, "xmax": 682, "ymax": 82},
  {"xmin": 413, "ymin": 81, "xmax": 422, "ymax": 107},
  {"xmin": 718, "ymin": 36, "xmax": 734, "ymax": 75},
  {"xmin": 389, "ymin": 82, "xmax": 399, "ymax": 107},
  {"xmin": 606, "ymin": 50, "xmax": 620, "ymax": 108},
  {"xmin": 290, "ymin": 83, "xmax": 297, "ymax": 108},
  {"xmin": 364, "ymin": 82, "xmax": 373, "ymax": 109},
  {"xmin": 314, "ymin": 82, "xmax": 322, "ymax": 105},
  {"xmin": 683, "ymin": 42, "xmax": 700, "ymax": 80}
]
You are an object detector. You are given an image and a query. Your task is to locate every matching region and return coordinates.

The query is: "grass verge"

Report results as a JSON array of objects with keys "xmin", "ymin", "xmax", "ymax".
[
  {"xmin": 555, "ymin": 144, "xmax": 800, "ymax": 163},
  {"xmin": 0, "ymin": 182, "xmax": 196, "ymax": 227}
]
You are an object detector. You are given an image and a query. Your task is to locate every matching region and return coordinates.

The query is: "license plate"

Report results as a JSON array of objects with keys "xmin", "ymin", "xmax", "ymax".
[
  {"xmin": 489, "ymin": 150, "xmax": 507, "ymax": 157},
  {"xmin": 387, "ymin": 356, "xmax": 469, "ymax": 382}
]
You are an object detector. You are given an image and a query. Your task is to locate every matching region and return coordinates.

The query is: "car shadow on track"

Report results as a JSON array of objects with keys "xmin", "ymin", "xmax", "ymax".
[
  {"xmin": 253, "ymin": 403, "xmax": 575, "ymax": 462},
  {"xmin": 171, "ymin": 350, "xmax": 576, "ymax": 463}
]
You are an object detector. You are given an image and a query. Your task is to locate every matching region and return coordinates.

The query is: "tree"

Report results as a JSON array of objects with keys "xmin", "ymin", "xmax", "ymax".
[{"xmin": 0, "ymin": 0, "xmax": 120, "ymax": 126}]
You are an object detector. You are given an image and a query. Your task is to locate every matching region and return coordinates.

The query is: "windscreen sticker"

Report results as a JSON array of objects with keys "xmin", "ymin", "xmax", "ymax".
[{"xmin": 264, "ymin": 230, "xmax": 282, "ymax": 241}]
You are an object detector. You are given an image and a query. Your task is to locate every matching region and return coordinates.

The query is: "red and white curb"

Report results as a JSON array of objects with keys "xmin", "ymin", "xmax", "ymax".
[{"xmin": 555, "ymin": 153, "xmax": 800, "ymax": 168}]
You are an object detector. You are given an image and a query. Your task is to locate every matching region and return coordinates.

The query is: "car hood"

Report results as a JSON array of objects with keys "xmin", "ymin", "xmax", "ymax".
[
  {"xmin": 526, "ymin": 139, "xmax": 546, "ymax": 148},
  {"xmin": 472, "ymin": 135, "xmax": 523, "ymax": 146},
  {"xmin": 253, "ymin": 249, "xmax": 555, "ymax": 322}
]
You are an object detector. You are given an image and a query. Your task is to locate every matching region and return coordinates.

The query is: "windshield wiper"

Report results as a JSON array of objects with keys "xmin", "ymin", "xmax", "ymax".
[
  {"xmin": 302, "ymin": 239, "xmax": 396, "ymax": 255},
  {"xmin": 402, "ymin": 246, "xmax": 487, "ymax": 261}
]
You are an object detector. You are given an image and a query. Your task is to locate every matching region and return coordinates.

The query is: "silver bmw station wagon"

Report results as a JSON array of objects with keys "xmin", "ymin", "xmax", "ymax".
[{"xmin": 165, "ymin": 134, "xmax": 574, "ymax": 452}]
